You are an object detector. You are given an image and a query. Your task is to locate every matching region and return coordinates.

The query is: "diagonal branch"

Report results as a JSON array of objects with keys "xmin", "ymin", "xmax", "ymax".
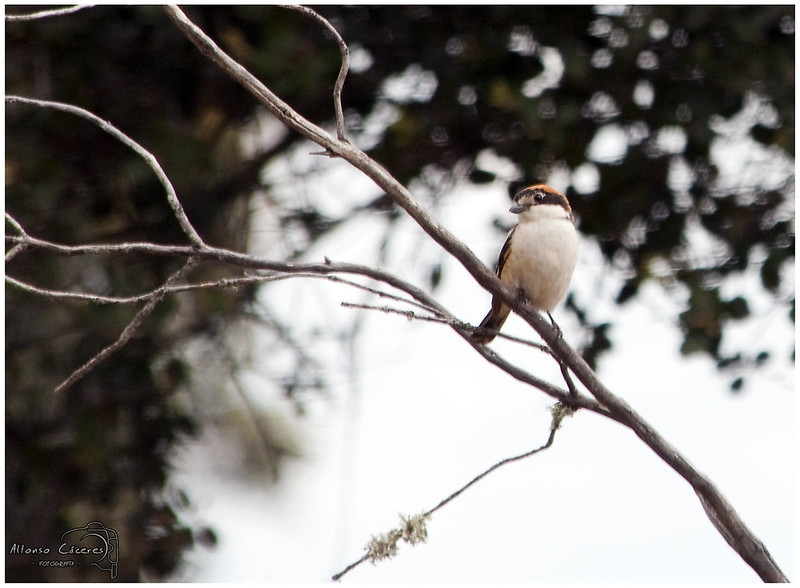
[
  {"xmin": 332, "ymin": 402, "xmax": 574, "ymax": 581},
  {"xmin": 7, "ymin": 203, "xmax": 614, "ymax": 417},
  {"xmin": 421, "ymin": 402, "xmax": 572, "ymax": 521},
  {"xmin": 53, "ymin": 256, "xmax": 201, "ymax": 394},
  {"xmin": 5, "ymin": 95, "xmax": 206, "ymax": 248},
  {"xmin": 161, "ymin": 6, "xmax": 788, "ymax": 582},
  {"xmin": 7, "ymin": 217, "xmax": 610, "ymax": 415},
  {"xmin": 341, "ymin": 301, "xmax": 549, "ymax": 352}
]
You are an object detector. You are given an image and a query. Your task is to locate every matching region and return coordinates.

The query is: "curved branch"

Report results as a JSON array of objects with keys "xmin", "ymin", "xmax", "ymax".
[
  {"xmin": 281, "ymin": 5, "xmax": 350, "ymax": 142},
  {"xmin": 333, "ymin": 402, "xmax": 574, "ymax": 580},
  {"xmin": 161, "ymin": 6, "xmax": 788, "ymax": 581},
  {"xmin": 7, "ymin": 218, "xmax": 612, "ymax": 416},
  {"xmin": 5, "ymin": 95, "xmax": 206, "ymax": 247},
  {"xmin": 5, "ymin": 5, "xmax": 93, "ymax": 22}
]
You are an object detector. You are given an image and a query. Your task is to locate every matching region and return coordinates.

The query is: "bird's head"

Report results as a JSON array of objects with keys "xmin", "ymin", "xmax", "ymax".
[{"xmin": 509, "ymin": 184, "xmax": 573, "ymax": 221}]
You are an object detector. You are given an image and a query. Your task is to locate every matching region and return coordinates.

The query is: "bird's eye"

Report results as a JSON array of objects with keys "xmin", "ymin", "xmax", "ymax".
[{"xmin": 534, "ymin": 192, "xmax": 544, "ymax": 202}]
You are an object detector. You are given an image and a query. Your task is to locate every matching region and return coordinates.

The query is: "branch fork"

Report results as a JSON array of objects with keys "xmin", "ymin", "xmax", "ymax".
[{"xmin": 5, "ymin": 5, "xmax": 788, "ymax": 583}]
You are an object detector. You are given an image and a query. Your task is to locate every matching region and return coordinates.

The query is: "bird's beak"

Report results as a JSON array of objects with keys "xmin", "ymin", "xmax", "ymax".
[{"xmin": 509, "ymin": 203, "xmax": 531, "ymax": 214}]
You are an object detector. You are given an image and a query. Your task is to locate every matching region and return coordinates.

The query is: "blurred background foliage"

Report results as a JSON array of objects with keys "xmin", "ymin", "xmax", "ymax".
[{"xmin": 5, "ymin": 5, "xmax": 794, "ymax": 580}]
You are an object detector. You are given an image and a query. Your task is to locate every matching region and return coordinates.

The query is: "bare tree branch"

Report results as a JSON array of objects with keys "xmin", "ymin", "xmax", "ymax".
[
  {"xmin": 53, "ymin": 256, "xmax": 201, "ymax": 394},
  {"xmin": 6, "ymin": 271, "xmax": 319, "ymax": 305},
  {"xmin": 5, "ymin": 211, "xmax": 26, "ymax": 235},
  {"xmin": 332, "ymin": 402, "xmax": 573, "ymax": 581},
  {"xmin": 336, "ymin": 300, "xmax": 614, "ymax": 415},
  {"xmin": 5, "ymin": 213, "xmax": 29, "ymax": 262},
  {"xmin": 5, "ymin": 95, "xmax": 206, "ymax": 247},
  {"xmin": 7, "ymin": 210, "xmax": 612, "ymax": 416},
  {"xmin": 5, "ymin": 5, "xmax": 787, "ymax": 582},
  {"xmin": 5, "ymin": 243, "xmax": 27, "ymax": 262},
  {"xmin": 341, "ymin": 301, "xmax": 550, "ymax": 352},
  {"xmin": 160, "ymin": 6, "xmax": 788, "ymax": 582},
  {"xmin": 281, "ymin": 5, "xmax": 350, "ymax": 142},
  {"xmin": 421, "ymin": 403, "xmax": 571, "ymax": 520},
  {"xmin": 5, "ymin": 4, "xmax": 93, "ymax": 22}
]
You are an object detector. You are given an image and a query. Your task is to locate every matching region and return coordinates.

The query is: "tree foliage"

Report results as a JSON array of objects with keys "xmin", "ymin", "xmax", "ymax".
[{"xmin": 5, "ymin": 5, "xmax": 793, "ymax": 580}]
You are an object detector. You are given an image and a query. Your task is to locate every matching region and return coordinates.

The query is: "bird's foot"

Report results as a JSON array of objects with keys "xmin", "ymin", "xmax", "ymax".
[{"xmin": 547, "ymin": 312, "xmax": 564, "ymax": 339}]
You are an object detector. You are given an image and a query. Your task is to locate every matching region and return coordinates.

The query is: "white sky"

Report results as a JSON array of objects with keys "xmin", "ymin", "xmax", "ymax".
[{"xmin": 172, "ymin": 145, "xmax": 795, "ymax": 583}]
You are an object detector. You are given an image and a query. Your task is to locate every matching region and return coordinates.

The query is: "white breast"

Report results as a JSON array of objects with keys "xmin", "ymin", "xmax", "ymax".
[{"xmin": 501, "ymin": 207, "xmax": 579, "ymax": 311}]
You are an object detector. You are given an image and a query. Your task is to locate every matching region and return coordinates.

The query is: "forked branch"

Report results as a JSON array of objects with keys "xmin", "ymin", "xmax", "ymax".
[
  {"xmin": 6, "ymin": 212, "xmax": 609, "ymax": 414},
  {"xmin": 332, "ymin": 402, "xmax": 572, "ymax": 581},
  {"xmin": 4, "ymin": 5, "xmax": 787, "ymax": 583},
  {"xmin": 53, "ymin": 257, "xmax": 200, "ymax": 394},
  {"xmin": 161, "ymin": 5, "xmax": 788, "ymax": 582}
]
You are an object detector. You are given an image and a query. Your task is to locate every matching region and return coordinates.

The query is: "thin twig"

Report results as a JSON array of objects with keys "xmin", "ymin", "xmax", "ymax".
[
  {"xmin": 53, "ymin": 257, "xmax": 200, "ymax": 394},
  {"xmin": 557, "ymin": 360, "xmax": 580, "ymax": 397},
  {"xmin": 342, "ymin": 300, "xmax": 440, "ymax": 321},
  {"xmin": 5, "ymin": 272, "xmax": 304, "ymax": 305},
  {"xmin": 327, "ymin": 275, "xmax": 442, "ymax": 317},
  {"xmin": 6, "ymin": 215, "xmax": 613, "ymax": 416},
  {"xmin": 5, "ymin": 214, "xmax": 30, "ymax": 261},
  {"xmin": 341, "ymin": 301, "xmax": 549, "ymax": 352},
  {"xmin": 5, "ymin": 243, "xmax": 27, "ymax": 262},
  {"xmin": 333, "ymin": 406, "xmax": 568, "ymax": 581},
  {"xmin": 5, "ymin": 270, "xmax": 391, "ymax": 306},
  {"xmin": 340, "ymin": 300, "xmax": 607, "ymax": 416},
  {"xmin": 424, "ymin": 427, "xmax": 557, "ymax": 520},
  {"xmin": 331, "ymin": 553, "xmax": 370, "ymax": 582},
  {"xmin": 5, "ymin": 212, "xmax": 26, "ymax": 235},
  {"xmin": 6, "ymin": 95, "xmax": 205, "ymax": 247},
  {"xmin": 281, "ymin": 5, "xmax": 349, "ymax": 143},
  {"xmin": 5, "ymin": 232, "xmax": 194, "ymax": 258},
  {"xmin": 5, "ymin": 4, "xmax": 93, "ymax": 22}
]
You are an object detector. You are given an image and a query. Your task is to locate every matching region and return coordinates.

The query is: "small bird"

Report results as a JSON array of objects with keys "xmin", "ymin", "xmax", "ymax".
[{"xmin": 470, "ymin": 184, "xmax": 579, "ymax": 344}]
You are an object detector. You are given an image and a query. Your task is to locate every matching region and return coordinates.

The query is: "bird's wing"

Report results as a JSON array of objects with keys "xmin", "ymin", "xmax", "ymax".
[{"xmin": 495, "ymin": 225, "xmax": 516, "ymax": 278}]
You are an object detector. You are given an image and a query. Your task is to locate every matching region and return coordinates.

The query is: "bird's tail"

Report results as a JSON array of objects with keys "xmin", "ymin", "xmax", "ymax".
[{"xmin": 469, "ymin": 300, "xmax": 510, "ymax": 344}]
